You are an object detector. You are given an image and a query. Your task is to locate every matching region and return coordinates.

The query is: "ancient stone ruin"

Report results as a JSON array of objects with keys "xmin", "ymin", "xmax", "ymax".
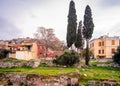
[{"xmin": 0, "ymin": 72, "xmax": 80, "ymax": 86}]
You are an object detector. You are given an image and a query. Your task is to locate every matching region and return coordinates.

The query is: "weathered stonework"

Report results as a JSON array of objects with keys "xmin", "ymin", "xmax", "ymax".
[
  {"xmin": 0, "ymin": 73, "xmax": 80, "ymax": 86},
  {"xmin": 97, "ymin": 63, "xmax": 120, "ymax": 67},
  {"xmin": 0, "ymin": 60, "xmax": 39, "ymax": 68},
  {"xmin": 88, "ymin": 79, "xmax": 120, "ymax": 86}
]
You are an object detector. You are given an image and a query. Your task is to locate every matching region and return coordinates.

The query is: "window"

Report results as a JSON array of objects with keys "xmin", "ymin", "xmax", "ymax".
[
  {"xmin": 98, "ymin": 50, "xmax": 101, "ymax": 54},
  {"xmin": 112, "ymin": 40, "xmax": 115, "ymax": 45},
  {"xmin": 27, "ymin": 46, "xmax": 31, "ymax": 51},
  {"xmin": 10, "ymin": 47, "xmax": 12, "ymax": 51},
  {"xmin": 27, "ymin": 45, "xmax": 31, "ymax": 51},
  {"xmin": 98, "ymin": 42, "xmax": 101, "ymax": 46},
  {"xmin": 111, "ymin": 48, "xmax": 115, "ymax": 54},
  {"xmin": 102, "ymin": 49, "xmax": 104, "ymax": 54},
  {"xmin": 102, "ymin": 42, "xmax": 104, "ymax": 46}
]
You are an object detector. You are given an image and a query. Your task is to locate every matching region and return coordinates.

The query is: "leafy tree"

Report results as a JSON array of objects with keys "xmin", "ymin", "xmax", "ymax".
[
  {"xmin": 0, "ymin": 49, "xmax": 10, "ymax": 59},
  {"xmin": 75, "ymin": 20, "xmax": 84, "ymax": 51},
  {"xmin": 49, "ymin": 37, "xmax": 63, "ymax": 51},
  {"xmin": 53, "ymin": 50, "xmax": 80, "ymax": 66},
  {"xmin": 83, "ymin": 5, "xmax": 94, "ymax": 65},
  {"xmin": 66, "ymin": 0, "xmax": 77, "ymax": 48},
  {"xmin": 34, "ymin": 27, "xmax": 62, "ymax": 57},
  {"xmin": 113, "ymin": 46, "xmax": 120, "ymax": 65}
]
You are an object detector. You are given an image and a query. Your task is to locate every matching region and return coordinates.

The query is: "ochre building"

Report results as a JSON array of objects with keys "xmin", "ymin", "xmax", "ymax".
[{"xmin": 89, "ymin": 35, "xmax": 120, "ymax": 58}]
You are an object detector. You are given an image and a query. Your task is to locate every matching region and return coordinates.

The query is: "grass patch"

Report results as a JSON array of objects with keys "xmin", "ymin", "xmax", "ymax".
[
  {"xmin": 0, "ymin": 66, "xmax": 119, "ymax": 84},
  {"xmin": 0, "ymin": 66, "xmax": 76, "ymax": 75},
  {"xmin": 79, "ymin": 66, "xmax": 120, "ymax": 84},
  {"xmin": 2, "ymin": 58, "xmax": 27, "ymax": 62}
]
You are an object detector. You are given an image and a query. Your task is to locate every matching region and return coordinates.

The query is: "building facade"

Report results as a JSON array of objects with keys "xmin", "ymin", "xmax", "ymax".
[
  {"xmin": 15, "ymin": 41, "xmax": 46, "ymax": 60},
  {"xmin": 0, "ymin": 37, "xmax": 62, "ymax": 60},
  {"xmin": 89, "ymin": 35, "xmax": 120, "ymax": 58}
]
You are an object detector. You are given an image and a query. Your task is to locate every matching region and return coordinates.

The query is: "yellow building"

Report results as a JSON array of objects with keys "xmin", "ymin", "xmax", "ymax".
[{"xmin": 90, "ymin": 35, "xmax": 120, "ymax": 58}]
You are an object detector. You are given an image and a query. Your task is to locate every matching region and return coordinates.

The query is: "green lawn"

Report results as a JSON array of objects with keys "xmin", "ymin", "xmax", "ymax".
[
  {"xmin": 0, "ymin": 66, "xmax": 76, "ymax": 75},
  {"xmin": 79, "ymin": 66, "xmax": 120, "ymax": 84},
  {"xmin": 0, "ymin": 66, "xmax": 120, "ymax": 84}
]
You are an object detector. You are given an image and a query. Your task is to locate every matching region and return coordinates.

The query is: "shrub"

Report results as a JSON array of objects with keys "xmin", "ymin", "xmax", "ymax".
[
  {"xmin": 39, "ymin": 63, "xmax": 49, "ymax": 67},
  {"xmin": 53, "ymin": 50, "xmax": 80, "ymax": 66},
  {"xmin": 0, "ymin": 49, "xmax": 10, "ymax": 59},
  {"xmin": 22, "ymin": 64, "xmax": 32, "ymax": 68},
  {"xmin": 113, "ymin": 46, "xmax": 120, "ymax": 65}
]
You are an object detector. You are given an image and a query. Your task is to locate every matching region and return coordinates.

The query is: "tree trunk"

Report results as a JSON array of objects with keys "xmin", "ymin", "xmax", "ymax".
[
  {"xmin": 46, "ymin": 47, "xmax": 48, "ymax": 57},
  {"xmin": 45, "ymin": 42, "xmax": 48, "ymax": 58},
  {"xmin": 85, "ymin": 39, "xmax": 90, "ymax": 65}
]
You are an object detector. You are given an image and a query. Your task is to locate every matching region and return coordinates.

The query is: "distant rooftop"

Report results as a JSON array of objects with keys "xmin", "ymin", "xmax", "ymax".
[{"xmin": 90, "ymin": 35, "xmax": 120, "ymax": 42}]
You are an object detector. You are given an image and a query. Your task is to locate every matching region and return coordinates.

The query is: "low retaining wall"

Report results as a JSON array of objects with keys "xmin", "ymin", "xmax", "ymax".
[
  {"xmin": 0, "ymin": 73, "xmax": 120, "ymax": 86},
  {"xmin": 88, "ymin": 79, "xmax": 120, "ymax": 86},
  {"xmin": 97, "ymin": 63, "xmax": 120, "ymax": 67},
  {"xmin": 0, "ymin": 73, "xmax": 79, "ymax": 86},
  {"xmin": 0, "ymin": 60, "xmax": 41, "ymax": 68}
]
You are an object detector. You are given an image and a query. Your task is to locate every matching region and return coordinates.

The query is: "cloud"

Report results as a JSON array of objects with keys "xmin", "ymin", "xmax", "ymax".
[
  {"xmin": 108, "ymin": 23, "xmax": 120, "ymax": 36},
  {"xmin": 99, "ymin": 0, "xmax": 120, "ymax": 8},
  {"xmin": 0, "ymin": 17, "xmax": 22, "ymax": 40}
]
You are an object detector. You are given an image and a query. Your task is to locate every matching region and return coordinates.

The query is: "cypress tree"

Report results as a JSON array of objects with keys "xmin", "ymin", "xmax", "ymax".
[
  {"xmin": 83, "ymin": 5, "xmax": 94, "ymax": 65},
  {"xmin": 75, "ymin": 21, "xmax": 84, "ymax": 51},
  {"xmin": 66, "ymin": 0, "xmax": 77, "ymax": 48},
  {"xmin": 113, "ymin": 46, "xmax": 120, "ymax": 65}
]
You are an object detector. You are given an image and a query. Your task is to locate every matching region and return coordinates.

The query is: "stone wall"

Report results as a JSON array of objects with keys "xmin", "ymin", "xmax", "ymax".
[
  {"xmin": 96, "ymin": 63, "xmax": 120, "ymax": 67},
  {"xmin": 0, "ymin": 73, "xmax": 120, "ymax": 86},
  {"xmin": 88, "ymin": 79, "xmax": 120, "ymax": 86},
  {"xmin": 0, "ymin": 60, "xmax": 37, "ymax": 68},
  {"xmin": 0, "ymin": 73, "xmax": 79, "ymax": 86}
]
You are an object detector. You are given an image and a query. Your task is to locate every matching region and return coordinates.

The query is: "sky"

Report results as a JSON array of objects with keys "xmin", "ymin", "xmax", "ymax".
[{"xmin": 0, "ymin": 0, "xmax": 120, "ymax": 41}]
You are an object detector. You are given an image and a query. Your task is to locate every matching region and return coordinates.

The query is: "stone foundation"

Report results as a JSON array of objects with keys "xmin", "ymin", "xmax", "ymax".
[
  {"xmin": 0, "ymin": 72, "xmax": 80, "ymax": 86},
  {"xmin": 0, "ymin": 60, "xmax": 38, "ymax": 68},
  {"xmin": 88, "ymin": 79, "xmax": 120, "ymax": 86}
]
